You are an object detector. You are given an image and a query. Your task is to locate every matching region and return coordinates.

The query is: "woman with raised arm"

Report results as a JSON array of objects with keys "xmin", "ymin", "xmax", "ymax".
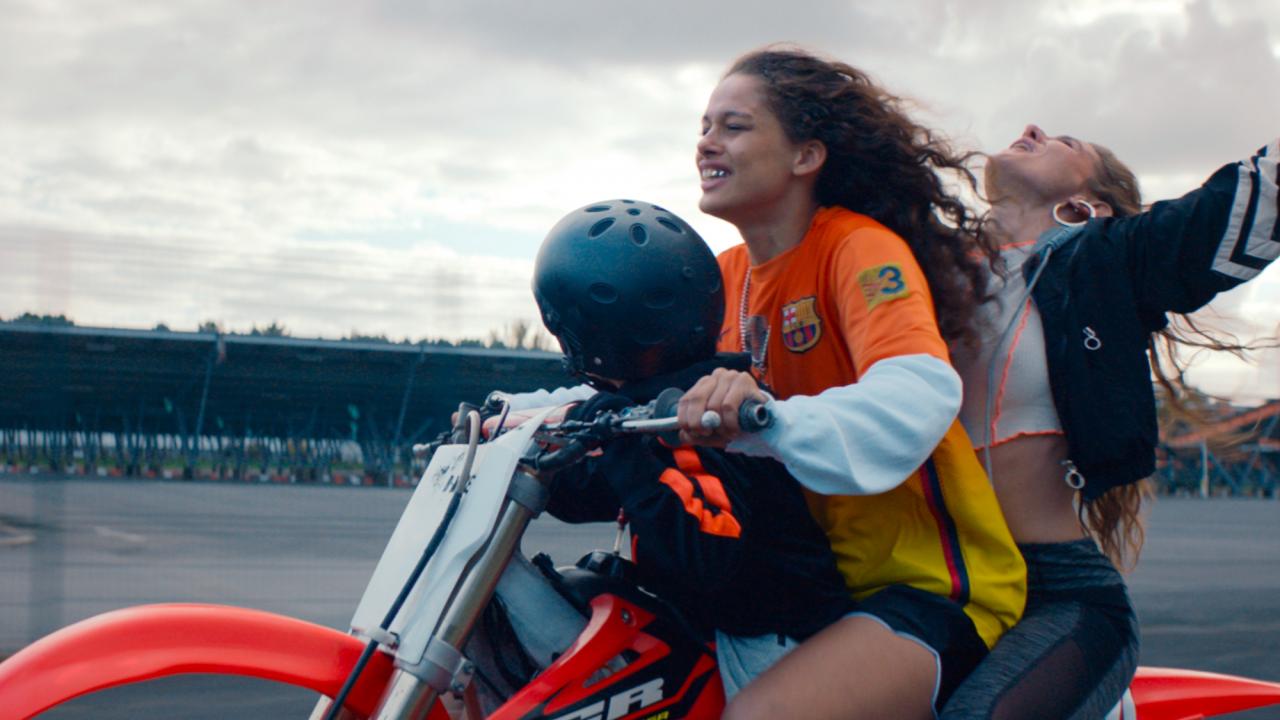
[
  {"xmin": 936, "ymin": 128, "xmax": 1280, "ymax": 719},
  {"xmin": 675, "ymin": 48, "xmax": 1026, "ymax": 720}
]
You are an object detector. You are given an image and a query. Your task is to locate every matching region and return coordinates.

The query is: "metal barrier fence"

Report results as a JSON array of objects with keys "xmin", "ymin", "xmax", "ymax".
[{"xmin": 1, "ymin": 429, "xmax": 422, "ymax": 487}]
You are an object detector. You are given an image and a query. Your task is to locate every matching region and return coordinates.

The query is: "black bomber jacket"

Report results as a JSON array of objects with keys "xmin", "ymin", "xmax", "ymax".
[{"xmin": 1023, "ymin": 141, "xmax": 1278, "ymax": 501}]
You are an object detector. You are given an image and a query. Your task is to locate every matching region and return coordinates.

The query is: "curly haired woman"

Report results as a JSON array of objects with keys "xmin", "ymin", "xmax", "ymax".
[{"xmin": 676, "ymin": 48, "xmax": 1026, "ymax": 720}]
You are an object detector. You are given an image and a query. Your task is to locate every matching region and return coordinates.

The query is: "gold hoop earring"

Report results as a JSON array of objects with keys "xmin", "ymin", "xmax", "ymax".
[{"xmin": 1052, "ymin": 200, "xmax": 1097, "ymax": 227}]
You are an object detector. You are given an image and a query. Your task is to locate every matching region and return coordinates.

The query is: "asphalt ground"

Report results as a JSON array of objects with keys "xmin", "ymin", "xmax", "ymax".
[{"xmin": 1, "ymin": 476, "xmax": 1277, "ymax": 719}]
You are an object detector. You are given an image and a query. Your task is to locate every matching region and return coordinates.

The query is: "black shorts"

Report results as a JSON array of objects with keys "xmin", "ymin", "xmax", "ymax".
[{"xmin": 853, "ymin": 584, "xmax": 990, "ymax": 711}]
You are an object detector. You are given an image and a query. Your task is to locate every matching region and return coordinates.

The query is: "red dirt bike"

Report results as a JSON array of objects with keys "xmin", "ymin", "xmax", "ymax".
[{"xmin": 2, "ymin": 392, "xmax": 1279, "ymax": 720}]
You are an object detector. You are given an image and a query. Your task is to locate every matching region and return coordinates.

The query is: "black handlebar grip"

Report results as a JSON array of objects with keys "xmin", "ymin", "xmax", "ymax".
[
  {"xmin": 653, "ymin": 387, "xmax": 684, "ymax": 419},
  {"xmin": 535, "ymin": 438, "xmax": 591, "ymax": 474},
  {"xmin": 655, "ymin": 387, "xmax": 772, "ymax": 433},
  {"xmin": 739, "ymin": 400, "xmax": 773, "ymax": 432}
]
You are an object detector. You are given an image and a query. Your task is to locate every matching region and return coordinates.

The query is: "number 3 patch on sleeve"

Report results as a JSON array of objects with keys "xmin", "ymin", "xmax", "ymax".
[{"xmin": 857, "ymin": 263, "xmax": 910, "ymax": 310}]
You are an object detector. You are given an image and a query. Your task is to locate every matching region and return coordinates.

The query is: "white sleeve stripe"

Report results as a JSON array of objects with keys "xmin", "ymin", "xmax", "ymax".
[
  {"xmin": 1212, "ymin": 163, "xmax": 1255, "ymax": 280},
  {"xmin": 1212, "ymin": 140, "xmax": 1280, "ymax": 281},
  {"xmin": 1246, "ymin": 142, "xmax": 1280, "ymax": 260}
]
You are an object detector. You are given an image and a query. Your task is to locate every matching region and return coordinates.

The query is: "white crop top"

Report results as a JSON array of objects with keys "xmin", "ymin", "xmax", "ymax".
[{"xmin": 954, "ymin": 241, "xmax": 1064, "ymax": 451}]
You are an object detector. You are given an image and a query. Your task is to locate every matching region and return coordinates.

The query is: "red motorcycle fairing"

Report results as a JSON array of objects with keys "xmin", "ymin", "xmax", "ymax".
[
  {"xmin": 4, "ymin": 604, "xmax": 1278, "ymax": 720},
  {"xmin": 491, "ymin": 594, "xmax": 724, "ymax": 720},
  {"xmin": 1129, "ymin": 666, "xmax": 1280, "ymax": 720},
  {"xmin": 0, "ymin": 603, "xmax": 401, "ymax": 720}
]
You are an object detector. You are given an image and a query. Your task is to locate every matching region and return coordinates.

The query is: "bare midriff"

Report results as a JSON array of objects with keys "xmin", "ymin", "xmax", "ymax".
[{"xmin": 985, "ymin": 433, "xmax": 1089, "ymax": 544}]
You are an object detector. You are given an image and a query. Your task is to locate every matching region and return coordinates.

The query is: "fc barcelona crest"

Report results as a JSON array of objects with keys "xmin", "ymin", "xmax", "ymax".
[{"xmin": 780, "ymin": 296, "xmax": 822, "ymax": 353}]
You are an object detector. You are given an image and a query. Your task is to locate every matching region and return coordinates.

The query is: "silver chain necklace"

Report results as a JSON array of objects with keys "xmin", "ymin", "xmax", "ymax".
[{"xmin": 739, "ymin": 266, "xmax": 768, "ymax": 371}]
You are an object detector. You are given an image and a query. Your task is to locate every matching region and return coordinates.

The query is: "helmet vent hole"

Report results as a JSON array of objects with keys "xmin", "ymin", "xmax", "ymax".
[
  {"xmin": 644, "ymin": 289, "xmax": 675, "ymax": 309},
  {"xmin": 652, "ymin": 204, "xmax": 668, "ymax": 212},
  {"xmin": 656, "ymin": 218, "xmax": 683, "ymax": 234},
  {"xmin": 586, "ymin": 205, "xmax": 611, "ymax": 213},
  {"xmin": 627, "ymin": 208, "xmax": 641, "ymax": 216},
  {"xmin": 630, "ymin": 224, "xmax": 648, "ymax": 246},
  {"xmin": 621, "ymin": 199, "xmax": 636, "ymax": 204},
  {"xmin": 588, "ymin": 218, "xmax": 615, "ymax": 237},
  {"xmin": 588, "ymin": 282, "xmax": 619, "ymax": 304}
]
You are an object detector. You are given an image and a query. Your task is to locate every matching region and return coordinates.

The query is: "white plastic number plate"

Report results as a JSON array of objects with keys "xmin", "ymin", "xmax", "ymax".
[{"xmin": 347, "ymin": 408, "xmax": 552, "ymax": 661}]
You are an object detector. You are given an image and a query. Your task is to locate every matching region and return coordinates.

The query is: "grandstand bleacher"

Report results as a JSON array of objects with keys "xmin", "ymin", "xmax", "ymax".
[
  {"xmin": 0, "ymin": 323, "xmax": 569, "ymax": 484},
  {"xmin": 3, "ymin": 322, "xmax": 1276, "ymax": 493},
  {"xmin": 1160, "ymin": 399, "xmax": 1280, "ymax": 497}
]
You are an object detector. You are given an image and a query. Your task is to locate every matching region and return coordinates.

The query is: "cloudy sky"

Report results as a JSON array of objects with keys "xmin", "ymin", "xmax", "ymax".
[{"xmin": 3, "ymin": 0, "xmax": 1278, "ymax": 400}]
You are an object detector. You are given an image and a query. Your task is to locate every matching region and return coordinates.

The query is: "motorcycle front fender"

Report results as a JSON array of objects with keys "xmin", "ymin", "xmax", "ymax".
[
  {"xmin": 0, "ymin": 603, "xmax": 394, "ymax": 720},
  {"xmin": 1132, "ymin": 666, "xmax": 1280, "ymax": 720}
]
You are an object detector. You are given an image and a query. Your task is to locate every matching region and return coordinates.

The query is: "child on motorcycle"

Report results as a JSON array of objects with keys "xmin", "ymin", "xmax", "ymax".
[{"xmin": 526, "ymin": 199, "xmax": 858, "ymax": 696}]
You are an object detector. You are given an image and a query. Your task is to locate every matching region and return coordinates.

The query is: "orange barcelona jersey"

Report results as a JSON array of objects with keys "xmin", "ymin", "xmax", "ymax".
[{"xmin": 717, "ymin": 206, "xmax": 1026, "ymax": 647}]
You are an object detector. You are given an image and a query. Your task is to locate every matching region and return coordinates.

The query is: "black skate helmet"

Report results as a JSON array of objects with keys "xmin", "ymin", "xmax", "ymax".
[{"xmin": 533, "ymin": 199, "xmax": 724, "ymax": 382}]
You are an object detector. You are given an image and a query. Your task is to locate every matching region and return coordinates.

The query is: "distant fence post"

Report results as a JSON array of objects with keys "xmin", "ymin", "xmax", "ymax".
[{"xmin": 1199, "ymin": 440, "xmax": 1210, "ymax": 498}]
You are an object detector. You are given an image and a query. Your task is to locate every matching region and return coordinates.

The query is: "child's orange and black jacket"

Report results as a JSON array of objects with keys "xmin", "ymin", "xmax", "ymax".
[{"xmin": 545, "ymin": 356, "xmax": 853, "ymax": 641}]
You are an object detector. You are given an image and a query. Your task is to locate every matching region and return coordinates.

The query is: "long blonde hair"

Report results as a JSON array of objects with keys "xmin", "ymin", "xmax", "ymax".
[
  {"xmin": 1077, "ymin": 143, "xmax": 1152, "ymax": 568},
  {"xmin": 1083, "ymin": 142, "xmax": 1261, "ymax": 568}
]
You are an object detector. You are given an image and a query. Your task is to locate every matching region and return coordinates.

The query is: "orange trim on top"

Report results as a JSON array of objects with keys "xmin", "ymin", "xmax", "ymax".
[
  {"xmin": 997, "ymin": 239, "xmax": 1039, "ymax": 251},
  {"xmin": 972, "ymin": 430, "xmax": 1066, "ymax": 453},
  {"xmin": 990, "ymin": 297, "xmax": 1034, "ymax": 444},
  {"xmin": 659, "ymin": 448, "xmax": 742, "ymax": 539}
]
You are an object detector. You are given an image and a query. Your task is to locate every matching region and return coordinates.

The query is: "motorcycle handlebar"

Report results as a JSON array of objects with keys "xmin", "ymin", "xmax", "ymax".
[
  {"xmin": 526, "ymin": 390, "xmax": 774, "ymax": 473},
  {"xmin": 528, "ymin": 437, "xmax": 591, "ymax": 473},
  {"xmin": 438, "ymin": 387, "xmax": 774, "ymax": 474},
  {"xmin": 618, "ymin": 399, "xmax": 772, "ymax": 434},
  {"xmin": 738, "ymin": 399, "xmax": 773, "ymax": 432}
]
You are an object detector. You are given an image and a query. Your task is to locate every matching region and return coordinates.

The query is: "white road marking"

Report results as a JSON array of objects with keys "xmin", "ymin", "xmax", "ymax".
[
  {"xmin": 93, "ymin": 525, "xmax": 146, "ymax": 544},
  {"xmin": 0, "ymin": 521, "xmax": 34, "ymax": 547}
]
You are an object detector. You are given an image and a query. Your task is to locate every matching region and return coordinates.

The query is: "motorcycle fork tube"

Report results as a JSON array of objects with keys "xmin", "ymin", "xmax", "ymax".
[
  {"xmin": 372, "ymin": 474, "xmax": 541, "ymax": 720},
  {"xmin": 306, "ymin": 700, "xmax": 359, "ymax": 720}
]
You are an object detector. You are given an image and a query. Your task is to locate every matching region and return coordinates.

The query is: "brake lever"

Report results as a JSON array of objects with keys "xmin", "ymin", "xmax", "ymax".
[
  {"xmin": 416, "ymin": 394, "xmax": 512, "ymax": 459},
  {"xmin": 524, "ymin": 437, "xmax": 593, "ymax": 474}
]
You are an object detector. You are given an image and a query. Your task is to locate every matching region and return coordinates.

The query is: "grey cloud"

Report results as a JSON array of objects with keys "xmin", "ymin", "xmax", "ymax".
[
  {"xmin": 1078, "ymin": 2, "xmax": 1279, "ymax": 173},
  {"xmin": 368, "ymin": 0, "xmax": 894, "ymax": 68},
  {"xmin": 81, "ymin": 193, "xmax": 222, "ymax": 224},
  {"xmin": 219, "ymin": 137, "xmax": 297, "ymax": 185},
  {"xmin": 436, "ymin": 160, "xmax": 504, "ymax": 185},
  {"xmin": 952, "ymin": 0, "xmax": 1280, "ymax": 178},
  {"xmin": 8, "ymin": 0, "xmax": 1276, "ymax": 156},
  {"xmin": 0, "ymin": 222, "xmax": 540, "ymax": 340},
  {"xmin": 4, "ymin": 0, "xmax": 1280, "ymax": 388},
  {"xmin": 3, "ymin": 0, "xmax": 907, "ymax": 144}
]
